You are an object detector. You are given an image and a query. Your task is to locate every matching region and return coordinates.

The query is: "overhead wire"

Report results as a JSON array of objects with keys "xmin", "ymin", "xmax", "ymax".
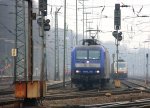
[{"xmin": 1, "ymin": 1, "xmax": 150, "ymax": 43}]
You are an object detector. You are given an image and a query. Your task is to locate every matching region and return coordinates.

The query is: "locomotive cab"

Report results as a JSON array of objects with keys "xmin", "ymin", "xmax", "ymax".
[
  {"xmin": 71, "ymin": 39, "xmax": 110, "ymax": 89},
  {"xmin": 111, "ymin": 59, "xmax": 128, "ymax": 79}
]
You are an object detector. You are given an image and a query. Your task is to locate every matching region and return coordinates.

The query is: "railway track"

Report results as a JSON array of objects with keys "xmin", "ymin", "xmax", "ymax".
[
  {"xmin": 45, "ymin": 87, "xmax": 150, "ymax": 108},
  {"xmin": 47, "ymin": 97, "xmax": 150, "ymax": 108},
  {"xmin": 121, "ymin": 80, "xmax": 148, "ymax": 90},
  {"xmin": 0, "ymin": 98, "xmax": 20, "ymax": 105},
  {"xmin": 79, "ymin": 98, "xmax": 150, "ymax": 108},
  {"xmin": 0, "ymin": 87, "xmax": 14, "ymax": 95},
  {"xmin": 45, "ymin": 87, "xmax": 148, "ymax": 100},
  {"xmin": 44, "ymin": 79, "xmax": 150, "ymax": 107},
  {"xmin": 45, "ymin": 79, "xmax": 150, "ymax": 101},
  {"xmin": 0, "ymin": 93, "xmax": 20, "ymax": 107},
  {"xmin": 0, "ymin": 81, "xmax": 68, "ymax": 107},
  {"xmin": 1, "ymin": 79, "xmax": 150, "ymax": 107},
  {"xmin": 47, "ymin": 80, "xmax": 71, "ymax": 90},
  {"xmin": 121, "ymin": 80, "xmax": 139, "ymax": 88}
]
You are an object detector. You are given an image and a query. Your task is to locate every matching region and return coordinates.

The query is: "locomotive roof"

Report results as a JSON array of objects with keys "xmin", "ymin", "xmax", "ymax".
[
  {"xmin": 115, "ymin": 59, "xmax": 126, "ymax": 62},
  {"xmin": 71, "ymin": 44, "xmax": 110, "ymax": 57},
  {"xmin": 82, "ymin": 39, "xmax": 101, "ymax": 45},
  {"xmin": 73, "ymin": 45, "xmax": 108, "ymax": 52},
  {"xmin": 75, "ymin": 45, "xmax": 103, "ymax": 49}
]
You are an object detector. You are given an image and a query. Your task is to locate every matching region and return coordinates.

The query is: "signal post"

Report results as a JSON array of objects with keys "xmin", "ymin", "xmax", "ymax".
[{"xmin": 113, "ymin": 4, "xmax": 122, "ymax": 88}]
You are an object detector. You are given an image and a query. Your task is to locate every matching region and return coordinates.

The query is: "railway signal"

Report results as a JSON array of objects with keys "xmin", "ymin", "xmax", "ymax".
[
  {"xmin": 37, "ymin": 18, "xmax": 50, "ymax": 31},
  {"xmin": 114, "ymin": 4, "xmax": 122, "ymax": 88},
  {"xmin": 44, "ymin": 19, "xmax": 50, "ymax": 31},
  {"xmin": 114, "ymin": 4, "xmax": 121, "ymax": 30},
  {"xmin": 39, "ymin": 0, "xmax": 47, "ymax": 16},
  {"xmin": 112, "ymin": 31, "xmax": 122, "ymax": 41},
  {"xmin": 37, "ymin": 17, "xmax": 45, "ymax": 26}
]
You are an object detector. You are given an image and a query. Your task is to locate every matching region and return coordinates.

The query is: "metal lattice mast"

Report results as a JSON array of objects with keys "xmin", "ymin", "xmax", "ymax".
[
  {"xmin": 54, "ymin": 9, "xmax": 60, "ymax": 81},
  {"xmin": 14, "ymin": 0, "xmax": 26, "ymax": 81}
]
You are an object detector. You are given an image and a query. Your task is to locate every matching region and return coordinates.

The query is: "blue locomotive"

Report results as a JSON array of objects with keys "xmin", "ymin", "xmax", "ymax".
[{"xmin": 71, "ymin": 39, "xmax": 110, "ymax": 90}]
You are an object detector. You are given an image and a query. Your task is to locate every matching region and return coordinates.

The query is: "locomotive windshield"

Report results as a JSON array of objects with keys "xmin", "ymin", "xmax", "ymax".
[
  {"xmin": 89, "ymin": 50, "xmax": 100, "ymax": 59},
  {"xmin": 76, "ymin": 50, "xmax": 100, "ymax": 60},
  {"xmin": 115, "ymin": 62, "xmax": 126, "ymax": 69},
  {"xmin": 76, "ymin": 50, "xmax": 87, "ymax": 59}
]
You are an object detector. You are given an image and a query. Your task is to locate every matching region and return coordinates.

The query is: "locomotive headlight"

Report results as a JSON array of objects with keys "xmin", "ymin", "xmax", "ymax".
[
  {"xmin": 86, "ymin": 61, "xmax": 89, "ymax": 63},
  {"xmin": 96, "ymin": 70, "xmax": 100, "ymax": 73},
  {"xmin": 76, "ymin": 70, "xmax": 80, "ymax": 73}
]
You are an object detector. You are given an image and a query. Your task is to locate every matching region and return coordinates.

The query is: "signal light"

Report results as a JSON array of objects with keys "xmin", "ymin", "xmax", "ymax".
[
  {"xmin": 112, "ymin": 31, "xmax": 122, "ymax": 41},
  {"xmin": 114, "ymin": 4, "xmax": 121, "ymax": 30}
]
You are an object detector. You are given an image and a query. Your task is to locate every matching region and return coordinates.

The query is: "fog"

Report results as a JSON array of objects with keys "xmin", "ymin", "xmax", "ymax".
[{"xmin": 0, "ymin": 0, "xmax": 149, "ymax": 80}]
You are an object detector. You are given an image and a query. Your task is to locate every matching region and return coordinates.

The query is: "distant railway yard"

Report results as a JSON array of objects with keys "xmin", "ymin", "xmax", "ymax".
[{"xmin": 1, "ymin": 78, "xmax": 150, "ymax": 108}]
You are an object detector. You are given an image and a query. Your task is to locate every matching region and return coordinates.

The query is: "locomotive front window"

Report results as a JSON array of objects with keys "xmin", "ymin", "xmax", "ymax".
[
  {"xmin": 89, "ymin": 50, "xmax": 100, "ymax": 59},
  {"xmin": 76, "ymin": 50, "xmax": 87, "ymax": 59},
  {"xmin": 115, "ymin": 63, "xmax": 126, "ymax": 69}
]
